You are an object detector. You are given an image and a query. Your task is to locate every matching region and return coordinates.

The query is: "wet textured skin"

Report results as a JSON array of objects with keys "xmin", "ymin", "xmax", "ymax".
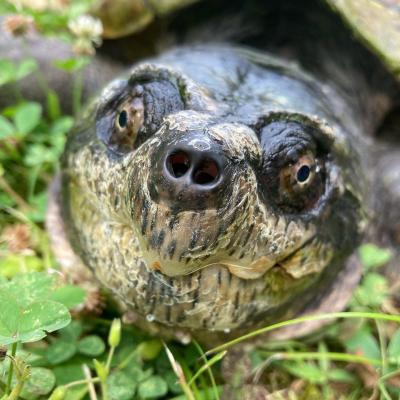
[{"xmin": 60, "ymin": 45, "xmax": 368, "ymax": 341}]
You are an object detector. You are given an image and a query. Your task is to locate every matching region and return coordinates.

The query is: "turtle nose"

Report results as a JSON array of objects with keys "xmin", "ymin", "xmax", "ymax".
[
  {"xmin": 151, "ymin": 135, "xmax": 231, "ymax": 209},
  {"xmin": 165, "ymin": 149, "xmax": 220, "ymax": 187}
]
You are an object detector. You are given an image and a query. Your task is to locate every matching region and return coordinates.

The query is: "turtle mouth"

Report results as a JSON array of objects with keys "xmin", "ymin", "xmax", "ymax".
[
  {"xmin": 118, "ymin": 241, "xmax": 330, "ymax": 331},
  {"xmin": 208, "ymin": 247, "xmax": 311, "ymax": 280},
  {"xmin": 146, "ymin": 233, "xmax": 324, "ymax": 281}
]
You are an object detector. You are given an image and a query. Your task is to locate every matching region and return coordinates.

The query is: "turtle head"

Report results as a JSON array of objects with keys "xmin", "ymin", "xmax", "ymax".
[
  {"xmin": 94, "ymin": 47, "xmax": 365, "ymax": 279},
  {"xmin": 65, "ymin": 46, "xmax": 366, "ymax": 331}
]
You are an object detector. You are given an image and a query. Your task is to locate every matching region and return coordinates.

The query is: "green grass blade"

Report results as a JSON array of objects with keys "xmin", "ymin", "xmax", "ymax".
[
  {"xmin": 206, "ymin": 312, "xmax": 400, "ymax": 355},
  {"xmin": 193, "ymin": 340, "xmax": 221, "ymax": 400},
  {"xmin": 187, "ymin": 351, "xmax": 227, "ymax": 386},
  {"xmin": 258, "ymin": 351, "xmax": 383, "ymax": 366}
]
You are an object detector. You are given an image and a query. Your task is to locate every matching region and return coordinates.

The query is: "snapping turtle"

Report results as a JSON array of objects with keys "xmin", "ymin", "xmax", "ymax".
[{"xmin": 4, "ymin": 0, "xmax": 398, "ymax": 343}]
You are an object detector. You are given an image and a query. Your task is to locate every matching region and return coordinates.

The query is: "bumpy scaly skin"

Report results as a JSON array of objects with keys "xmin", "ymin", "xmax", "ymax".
[{"xmin": 60, "ymin": 46, "xmax": 366, "ymax": 340}]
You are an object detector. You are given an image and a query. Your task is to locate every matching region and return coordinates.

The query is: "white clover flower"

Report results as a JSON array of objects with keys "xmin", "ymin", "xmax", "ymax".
[
  {"xmin": 68, "ymin": 14, "xmax": 103, "ymax": 56},
  {"xmin": 68, "ymin": 14, "xmax": 103, "ymax": 43}
]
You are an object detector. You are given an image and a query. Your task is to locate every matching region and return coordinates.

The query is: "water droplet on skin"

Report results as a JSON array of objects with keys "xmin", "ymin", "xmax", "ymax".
[{"xmin": 146, "ymin": 314, "xmax": 155, "ymax": 322}]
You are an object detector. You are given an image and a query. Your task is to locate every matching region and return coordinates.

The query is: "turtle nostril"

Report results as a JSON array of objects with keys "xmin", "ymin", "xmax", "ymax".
[
  {"xmin": 193, "ymin": 159, "xmax": 219, "ymax": 185},
  {"xmin": 166, "ymin": 151, "xmax": 191, "ymax": 178}
]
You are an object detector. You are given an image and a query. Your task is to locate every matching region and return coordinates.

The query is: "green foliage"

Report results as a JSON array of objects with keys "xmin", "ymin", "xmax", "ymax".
[
  {"xmin": 137, "ymin": 340, "xmax": 163, "ymax": 361},
  {"xmin": 77, "ymin": 335, "xmax": 106, "ymax": 357},
  {"xmin": 2, "ymin": 0, "xmax": 93, "ymax": 37},
  {"xmin": 44, "ymin": 321, "xmax": 105, "ymax": 367},
  {"xmin": 0, "ymin": 255, "xmax": 43, "ymax": 278},
  {"xmin": 107, "ymin": 371, "xmax": 137, "ymax": 400},
  {"xmin": 20, "ymin": 367, "xmax": 56, "ymax": 398},
  {"xmin": 14, "ymin": 102, "xmax": 42, "ymax": 136},
  {"xmin": 352, "ymin": 273, "xmax": 389, "ymax": 308},
  {"xmin": 48, "ymin": 386, "xmax": 67, "ymax": 400},
  {"xmin": 50, "ymin": 284, "xmax": 86, "ymax": 309},
  {"xmin": 281, "ymin": 360, "xmax": 354, "ymax": 384},
  {"xmin": 46, "ymin": 340, "xmax": 77, "ymax": 365},
  {"xmin": 0, "ymin": 273, "xmax": 72, "ymax": 345},
  {"xmin": 138, "ymin": 376, "xmax": 168, "ymax": 399},
  {"xmin": 344, "ymin": 325, "xmax": 381, "ymax": 360},
  {"xmin": 0, "ymin": 273, "xmax": 85, "ymax": 398},
  {"xmin": 359, "ymin": 243, "xmax": 392, "ymax": 271},
  {"xmin": 108, "ymin": 318, "xmax": 122, "ymax": 349},
  {"xmin": 352, "ymin": 243, "xmax": 392, "ymax": 308},
  {"xmin": 0, "ymin": 58, "xmax": 38, "ymax": 86},
  {"xmin": 388, "ymin": 329, "xmax": 400, "ymax": 364},
  {"xmin": 53, "ymin": 57, "xmax": 90, "ymax": 72},
  {"xmin": 0, "ymin": 116, "xmax": 14, "ymax": 139}
]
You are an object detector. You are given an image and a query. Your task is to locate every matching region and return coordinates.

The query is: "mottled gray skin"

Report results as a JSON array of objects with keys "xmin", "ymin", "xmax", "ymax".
[{"xmin": 59, "ymin": 45, "xmax": 367, "ymax": 342}]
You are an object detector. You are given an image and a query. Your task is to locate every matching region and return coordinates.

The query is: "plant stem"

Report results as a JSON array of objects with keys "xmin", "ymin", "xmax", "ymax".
[
  {"xmin": 193, "ymin": 340, "xmax": 220, "ymax": 400},
  {"xmin": 5, "ymin": 343, "xmax": 17, "ymax": 395},
  {"xmin": 188, "ymin": 351, "xmax": 227, "ymax": 386},
  {"xmin": 377, "ymin": 381, "xmax": 392, "ymax": 400},
  {"xmin": 379, "ymin": 368, "xmax": 400, "ymax": 383},
  {"xmin": 180, "ymin": 380, "xmax": 196, "ymax": 400},
  {"xmin": 0, "ymin": 176, "xmax": 31, "ymax": 211},
  {"xmin": 72, "ymin": 67, "xmax": 83, "ymax": 117},
  {"xmin": 376, "ymin": 320, "xmax": 388, "ymax": 373},
  {"xmin": 7, "ymin": 378, "xmax": 25, "ymax": 400},
  {"xmin": 117, "ymin": 349, "xmax": 138, "ymax": 371},
  {"xmin": 164, "ymin": 344, "xmax": 196, "ymax": 400},
  {"xmin": 65, "ymin": 377, "xmax": 100, "ymax": 389},
  {"xmin": 100, "ymin": 381, "xmax": 108, "ymax": 400},
  {"xmin": 82, "ymin": 365, "xmax": 97, "ymax": 400},
  {"xmin": 258, "ymin": 351, "xmax": 383, "ymax": 366},
  {"xmin": 106, "ymin": 346, "xmax": 115, "ymax": 372},
  {"xmin": 98, "ymin": 346, "xmax": 116, "ymax": 400}
]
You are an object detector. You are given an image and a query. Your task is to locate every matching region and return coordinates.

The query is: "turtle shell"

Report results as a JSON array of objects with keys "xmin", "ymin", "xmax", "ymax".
[
  {"xmin": 90, "ymin": 0, "xmax": 200, "ymax": 39},
  {"xmin": 93, "ymin": 0, "xmax": 400, "ymax": 79},
  {"xmin": 326, "ymin": 0, "xmax": 400, "ymax": 80}
]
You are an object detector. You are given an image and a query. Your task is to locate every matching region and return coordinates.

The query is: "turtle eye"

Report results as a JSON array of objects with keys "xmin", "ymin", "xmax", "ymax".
[
  {"xmin": 117, "ymin": 110, "xmax": 128, "ymax": 129},
  {"xmin": 277, "ymin": 152, "xmax": 324, "ymax": 211},
  {"xmin": 258, "ymin": 120, "xmax": 326, "ymax": 213},
  {"xmin": 97, "ymin": 79, "xmax": 184, "ymax": 155},
  {"xmin": 296, "ymin": 165, "xmax": 311, "ymax": 183},
  {"xmin": 283, "ymin": 153, "xmax": 316, "ymax": 189},
  {"xmin": 115, "ymin": 96, "xmax": 145, "ymax": 135},
  {"xmin": 106, "ymin": 97, "xmax": 145, "ymax": 153}
]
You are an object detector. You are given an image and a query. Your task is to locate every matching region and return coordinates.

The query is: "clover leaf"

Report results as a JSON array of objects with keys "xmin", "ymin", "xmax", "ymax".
[{"xmin": 0, "ymin": 273, "xmax": 72, "ymax": 346}]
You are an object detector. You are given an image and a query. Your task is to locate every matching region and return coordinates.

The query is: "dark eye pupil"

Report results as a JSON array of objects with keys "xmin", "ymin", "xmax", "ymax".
[
  {"xmin": 296, "ymin": 165, "xmax": 311, "ymax": 183},
  {"xmin": 118, "ymin": 110, "xmax": 128, "ymax": 128}
]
